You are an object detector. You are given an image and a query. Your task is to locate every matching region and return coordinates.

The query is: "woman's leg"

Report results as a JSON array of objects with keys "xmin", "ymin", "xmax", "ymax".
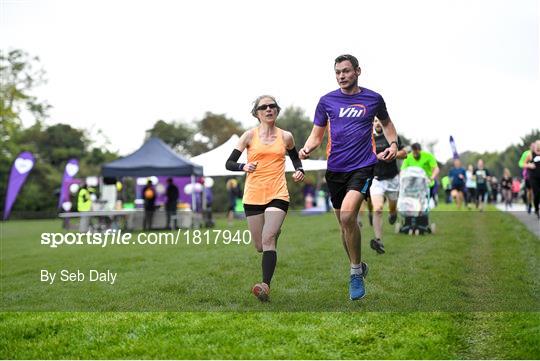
[
  {"xmin": 246, "ymin": 213, "xmax": 265, "ymax": 253},
  {"xmin": 260, "ymin": 207, "xmax": 287, "ymax": 287}
]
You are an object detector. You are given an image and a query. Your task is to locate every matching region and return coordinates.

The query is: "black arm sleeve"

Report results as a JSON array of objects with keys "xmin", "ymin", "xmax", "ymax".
[
  {"xmin": 287, "ymin": 147, "xmax": 304, "ymax": 174},
  {"xmin": 225, "ymin": 149, "xmax": 245, "ymax": 172}
]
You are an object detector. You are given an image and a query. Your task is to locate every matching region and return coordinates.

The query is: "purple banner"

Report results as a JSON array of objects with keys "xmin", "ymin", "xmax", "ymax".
[
  {"xmin": 58, "ymin": 159, "xmax": 79, "ymax": 209},
  {"xmin": 3, "ymin": 151, "xmax": 35, "ymax": 220},
  {"xmin": 449, "ymin": 135, "xmax": 459, "ymax": 159}
]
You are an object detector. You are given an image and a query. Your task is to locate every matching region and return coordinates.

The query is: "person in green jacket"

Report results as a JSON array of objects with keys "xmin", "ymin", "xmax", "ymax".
[
  {"xmin": 441, "ymin": 175, "xmax": 451, "ymax": 204},
  {"xmin": 77, "ymin": 183, "xmax": 92, "ymax": 231},
  {"xmin": 77, "ymin": 184, "xmax": 92, "ymax": 212},
  {"xmin": 401, "ymin": 143, "xmax": 440, "ymax": 200}
]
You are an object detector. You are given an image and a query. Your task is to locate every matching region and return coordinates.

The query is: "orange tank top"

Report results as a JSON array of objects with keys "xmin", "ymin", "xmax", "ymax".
[{"xmin": 243, "ymin": 127, "xmax": 290, "ymax": 205}]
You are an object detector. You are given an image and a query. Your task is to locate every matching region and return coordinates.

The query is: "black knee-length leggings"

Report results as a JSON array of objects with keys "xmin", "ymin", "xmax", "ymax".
[{"xmin": 530, "ymin": 176, "xmax": 540, "ymax": 213}]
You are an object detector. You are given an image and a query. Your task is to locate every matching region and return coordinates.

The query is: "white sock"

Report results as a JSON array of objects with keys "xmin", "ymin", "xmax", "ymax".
[{"xmin": 350, "ymin": 263, "xmax": 363, "ymax": 275}]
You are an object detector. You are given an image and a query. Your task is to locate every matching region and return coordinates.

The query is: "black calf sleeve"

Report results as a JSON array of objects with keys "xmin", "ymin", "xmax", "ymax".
[{"xmin": 262, "ymin": 250, "xmax": 277, "ymax": 286}]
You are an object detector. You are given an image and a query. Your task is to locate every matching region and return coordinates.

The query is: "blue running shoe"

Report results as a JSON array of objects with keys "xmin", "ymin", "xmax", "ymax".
[{"xmin": 349, "ymin": 273, "xmax": 366, "ymax": 300}]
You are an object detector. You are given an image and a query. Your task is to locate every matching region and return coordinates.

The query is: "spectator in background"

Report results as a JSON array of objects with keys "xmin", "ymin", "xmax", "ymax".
[
  {"xmin": 511, "ymin": 177, "xmax": 521, "ymax": 201},
  {"xmin": 77, "ymin": 183, "xmax": 93, "ymax": 232},
  {"xmin": 500, "ymin": 169, "xmax": 513, "ymax": 210},
  {"xmin": 490, "ymin": 176, "xmax": 499, "ymax": 203},
  {"xmin": 465, "ymin": 164, "xmax": 477, "ymax": 209},
  {"xmin": 320, "ymin": 178, "xmax": 331, "ymax": 211},
  {"xmin": 143, "ymin": 180, "xmax": 156, "ymax": 230},
  {"xmin": 226, "ymin": 178, "xmax": 241, "ymax": 226},
  {"xmin": 303, "ymin": 179, "xmax": 316, "ymax": 208},
  {"xmin": 165, "ymin": 178, "xmax": 179, "ymax": 230},
  {"xmin": 204, "ymin": 181, "xmax": 214, "ymax": 228}
]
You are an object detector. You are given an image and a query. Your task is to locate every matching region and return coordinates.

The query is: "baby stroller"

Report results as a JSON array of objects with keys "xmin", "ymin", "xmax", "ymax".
[{"xmin": 395, "ymin": 166, "xmax": 436, "ymax": 235}]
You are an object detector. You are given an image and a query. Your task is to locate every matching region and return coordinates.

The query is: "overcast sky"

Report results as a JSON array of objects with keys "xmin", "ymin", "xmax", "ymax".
[{"xmin": 2, "ymin": 0, "xmax": 539, "ymax": 161}]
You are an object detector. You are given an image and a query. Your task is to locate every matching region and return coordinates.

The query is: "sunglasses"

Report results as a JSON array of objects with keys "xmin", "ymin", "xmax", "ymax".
[{"xmin": 256, "ymin": 103, "xmax": 278, "ymax": 111}]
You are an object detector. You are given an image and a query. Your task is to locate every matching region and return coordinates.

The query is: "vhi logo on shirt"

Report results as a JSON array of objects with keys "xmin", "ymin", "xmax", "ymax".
[{"xmin": 338, "ymin": 103, "xmax": 367, "ymax": 118}]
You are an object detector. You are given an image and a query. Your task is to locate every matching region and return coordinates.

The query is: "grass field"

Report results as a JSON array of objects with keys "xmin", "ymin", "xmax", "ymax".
[{"xmin": 1, "ymin": 206, "xmax": 539, "ymax": 359}]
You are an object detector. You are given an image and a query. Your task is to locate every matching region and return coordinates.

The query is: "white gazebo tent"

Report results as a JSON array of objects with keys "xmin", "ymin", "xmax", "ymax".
[{"xmin": 190, "ymin": 135, "xmax": 327, "ymax": 176}]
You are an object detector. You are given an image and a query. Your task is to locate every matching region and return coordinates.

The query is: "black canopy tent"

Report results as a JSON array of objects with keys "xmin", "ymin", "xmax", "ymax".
[
  {"xmin": 102, "ymin": 137, "xmax": 203, "ymax": 213},
  {"xmin": 102, "ymin": 137, "xmax": 203, "ymax": 177}
]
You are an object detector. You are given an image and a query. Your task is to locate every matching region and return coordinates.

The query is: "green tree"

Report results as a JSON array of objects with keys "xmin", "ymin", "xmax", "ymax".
[
  {"xmin": 277, "ymin": 106, "xmax": 313, "ymax": 146},
  {"xmin": 147, "ymin": 119, "xmax": 194, "ymax": 155},
  {"xmin": 1, "ymin": 49, "xmax": 52, "ymax": 210},
  {"xmin": 190, "ymin": 112, "xmax": 244, "ymax": 156},
  {"xmin": 1, "ymin": 49, "xmax": 121, "ymax": 216}
]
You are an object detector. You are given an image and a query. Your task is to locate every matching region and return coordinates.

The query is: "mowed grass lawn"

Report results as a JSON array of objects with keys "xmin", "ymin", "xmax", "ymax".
[{"xmin": 1, "ymin": 205, "xmax": 539, "ymax": 359}]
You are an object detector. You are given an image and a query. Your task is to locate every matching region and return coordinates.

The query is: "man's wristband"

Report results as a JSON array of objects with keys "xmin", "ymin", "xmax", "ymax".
[
  {"xmin": 296, "ymin": 167, "xmax": 305, "ymax": 174},
  {"xmin": 389, "ymin": 141, "xmax": 398, "ymax": 147}
]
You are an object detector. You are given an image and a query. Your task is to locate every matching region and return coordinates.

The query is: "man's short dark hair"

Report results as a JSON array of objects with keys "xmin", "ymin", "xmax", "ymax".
[
  {"xmin": 411, "ymin": 143, "xmax": 422, "ymax": 151},
  {"xmin": 335, "ymin": 54, "xmax": 359, "ymax": 69}
]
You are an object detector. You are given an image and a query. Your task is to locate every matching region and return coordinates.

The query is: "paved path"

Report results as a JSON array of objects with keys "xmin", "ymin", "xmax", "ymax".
[{"xmin": 496, "ymin": 203, "xmax": 540, "ymax": 238}]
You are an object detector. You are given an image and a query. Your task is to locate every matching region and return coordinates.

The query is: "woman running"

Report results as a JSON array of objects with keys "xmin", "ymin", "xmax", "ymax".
[{"xmin": 225, "ymin": 95, "xmax": 305, "ymax": 301}]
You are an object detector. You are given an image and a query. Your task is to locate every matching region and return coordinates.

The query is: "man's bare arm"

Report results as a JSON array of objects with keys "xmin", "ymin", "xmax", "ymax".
[
  {"xmin": 299, "ymin": 125, "xmax": 326, "ymax": 159},
  {"xmin": 379, "ymin": 116, "xmax": 398, "ymax": 161}
]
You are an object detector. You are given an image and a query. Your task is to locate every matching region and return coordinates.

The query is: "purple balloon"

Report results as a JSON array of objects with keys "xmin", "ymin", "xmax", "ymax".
[{"xmin": 3, "ymin": 151, "xmax": 35, "ymax": 220}]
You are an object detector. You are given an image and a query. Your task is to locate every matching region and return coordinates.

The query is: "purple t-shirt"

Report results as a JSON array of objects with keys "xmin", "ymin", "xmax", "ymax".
[{"xmin": 314, "ymin": 87, "xmax": 389, "ymax": 172}]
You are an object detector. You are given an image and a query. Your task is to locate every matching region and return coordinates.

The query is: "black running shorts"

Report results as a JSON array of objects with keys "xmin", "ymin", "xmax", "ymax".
[
  {"xmin": 325, "ymin": 166, "xmax": 374, "ymax": 209},
  {"xmin": 244, "ymin": 199, "xmax": 290, "ymax": 217}
]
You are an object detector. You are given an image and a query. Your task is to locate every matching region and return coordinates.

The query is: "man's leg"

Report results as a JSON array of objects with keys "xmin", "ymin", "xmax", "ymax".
[
  {"xmin": 339, "ymin": 190, "xmax": 368, "ymax": 300},
  {"xmin": 527, "ymin": 186, "xmax": 533, "ymax": 213},
  {"xmin": 366, "ymin": 197, "xmax": 373, "ymax": 226},
  {"xmin": 370, "ymin": 194, "xmax": 386, "ymax": 254},
  {"xmin": 531, "ymin": 178, "xmax": 540, "ymax": 216},
  {"xmin": 453, "ymin": 189, "xmax": 463, "ymax": 209},
  {"xmin": 339, "ymin": 190, "xmax": 363, "ymax": 265},
  {"xmin": 334, "ymin": 210, "xmax": 350, "ymax": 260},
  {"xmin": 388, "ymin": 196, "xmax": 398, "ymax": 222},
  {"xmin": 451, "ymin": 189, "xmax": 458, "ymax": 206},
  {"xmin": 479, "ymin": 190, "xmax": 486, "ymax": 211},
  {"xmin": 371, "ymin": 194, "xmax": 384, "ymax": 240}
]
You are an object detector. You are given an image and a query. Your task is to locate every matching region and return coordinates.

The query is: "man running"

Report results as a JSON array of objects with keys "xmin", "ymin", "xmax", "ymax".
[
  {"xmin": 300, "ymin": 54, "xmax": 399, "ymax": 300},
  {"xmin": 368, "ymin": 118, "xmax": 407, "ymax": 254},
  {"xmin": 401, "ymin": 143, "xmax": 440, "ymax": 201},
  {"xmin": 448, "ymin": 158, "xmax": 466, "ymax": 209}
]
